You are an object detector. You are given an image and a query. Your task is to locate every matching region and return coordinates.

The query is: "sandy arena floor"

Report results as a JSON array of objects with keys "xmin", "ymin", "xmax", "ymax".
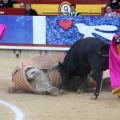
[{"xmin": 0, "ymin": 58, "xmax": 120, "ymax": 120}]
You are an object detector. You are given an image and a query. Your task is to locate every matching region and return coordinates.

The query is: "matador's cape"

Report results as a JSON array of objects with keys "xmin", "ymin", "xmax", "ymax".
[{"xmin": 109, "ymin": 34, "xmax": 120, "ymax": 96}]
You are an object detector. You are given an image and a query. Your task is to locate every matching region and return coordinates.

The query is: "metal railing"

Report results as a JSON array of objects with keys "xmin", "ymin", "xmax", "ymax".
[{"xmin": 42, "ymin": 11, "xmax": 101, "ymax": 16}]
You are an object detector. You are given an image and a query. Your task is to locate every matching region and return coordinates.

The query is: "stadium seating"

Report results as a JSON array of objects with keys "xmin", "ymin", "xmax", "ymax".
[{"xmin": 1, "ymin": 0, "xmax": 115, "ymax": 16}]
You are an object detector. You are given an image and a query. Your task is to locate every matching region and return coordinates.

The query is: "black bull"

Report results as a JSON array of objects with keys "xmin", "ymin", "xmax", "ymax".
[{"xmin": 59, "ymin": 37, "xmax": 110, "ymax": 99}]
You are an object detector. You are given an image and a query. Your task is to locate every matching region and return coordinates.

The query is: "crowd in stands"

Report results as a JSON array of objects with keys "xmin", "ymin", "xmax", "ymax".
[
  {"xmin": 65, "ymin": 3, "xmax": 81, "ymax": 16},
  {"xmin": 0, "ymin": 0, "xmax": 38, "ymax": 16},
  {"xmin": 0, "ymin": 0, "xmax": 120, "ymax": 17},
  {"xmin": 66, "ymin": 1, "xmax": 120, "ymax": 18},
  {"xmin": 19, "ymin": 2, "xmax": 25, "ymax": 8},
  {"xmin": 61, "ymin": 2, "xmax": 120, "ymax": 17},
  {"xmin": 104, "ymin": 5, "xmax": 117, "ymax": 17},
  {"xmin": 108, "ymin": 0, "xmax": 120, "ymax": 9},
  {"xmin": 25, "ymin": 2, "xmax": 38, "ymax": 16},
  {"xmin": 104, "ymin": 0, "xmax": 120, "ymax": 17},
  {"xmin": 0, "ymin": 0, "xmax": 13, "ymax": 8}
]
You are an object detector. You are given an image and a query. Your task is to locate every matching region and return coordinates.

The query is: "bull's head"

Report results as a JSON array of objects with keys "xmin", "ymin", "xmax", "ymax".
[
  {"xmin": 58, "ymin": 62, "xmax": 67, "ymax": 79},
  {"xmin": 98, "ymin": 44, "xmax": 110, "ymax": 71},
  {"xmin": 58, "ymin": 62, "xmax": 73, "ymax": 88},
  {"xmin": 98, "ymin": 44, "xmax": 110, "ymax": 58}
]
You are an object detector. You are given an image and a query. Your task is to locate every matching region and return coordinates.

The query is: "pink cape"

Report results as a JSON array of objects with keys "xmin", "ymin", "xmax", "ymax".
[
  {"xmin": 109, "ymin": 34, "xmax": 120, "ymax": 96},
  {"xmin": 0, "ymin": 24, "xmax": 6, "ymax": 40}
]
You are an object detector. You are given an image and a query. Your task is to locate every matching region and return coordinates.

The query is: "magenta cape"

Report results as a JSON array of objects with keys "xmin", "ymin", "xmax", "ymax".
[
  {"xmin": 109, "ymin": 35, "xmax": 120, "ymax": 96},
  {"xmin": 0, "ymin": 24, "xmax": 6, "ymax": 40}
]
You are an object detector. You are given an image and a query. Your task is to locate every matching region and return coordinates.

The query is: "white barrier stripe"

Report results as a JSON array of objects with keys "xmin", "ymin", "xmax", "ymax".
[
  {"xmin": 0, "ymin": 46, "xmax": 70, "ymax": 50},
  {"xmin": 0, "ymin": 100, "xmax": 24, "ymax": 120},
  {"xmin": 33, "ymin": 16, "xmax": 46, "ymax": 44}
]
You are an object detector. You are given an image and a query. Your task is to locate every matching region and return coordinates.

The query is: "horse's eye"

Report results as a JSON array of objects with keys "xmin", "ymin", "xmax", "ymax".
[{"xmin": 32, "ymin": 71, "xmax": 35, "ymax": 74}]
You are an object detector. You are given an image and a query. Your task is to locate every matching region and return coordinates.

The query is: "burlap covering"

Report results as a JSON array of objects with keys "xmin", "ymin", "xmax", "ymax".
[{"xmin": 12, "ymin": 53, "xmax": 65, "ymax": 93}]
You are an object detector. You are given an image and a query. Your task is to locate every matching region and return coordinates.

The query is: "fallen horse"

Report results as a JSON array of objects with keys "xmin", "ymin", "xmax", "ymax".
[{"xmin": 9, "ymin": 53, "xmax": 64, "ymax": 95}]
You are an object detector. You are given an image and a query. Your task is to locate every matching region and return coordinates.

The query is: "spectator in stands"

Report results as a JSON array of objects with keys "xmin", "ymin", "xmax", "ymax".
[
  {"xmin": 104, "ymin": 5, "xmax": 117, "ymax": 17},
  {"xmin": 118, "ymin": 0, "xmax": 120, "ymax": 8},
  {"xmin": 25, "ymin": 2, "xmax": 38, "ymax": 16},
  {"xmin": 0, "ymin": 0, "xmax": 13, "ymax": 8},
  {"xmin": 117, "ymin": 0, "xmax": 120, "ymax": 16},
  {"xmin": 67, "ymin": 3, "xmax": 81, "ymax": 16},
  {"xmin": 109, "ymin": 0, "xmax": 120, "ymax": 9},
  {"xmin": 20, "ymin": 2, "xmax": 25, "ymax": 8}
]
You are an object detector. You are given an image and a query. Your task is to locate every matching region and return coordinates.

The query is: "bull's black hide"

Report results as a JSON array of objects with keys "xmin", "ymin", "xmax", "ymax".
[{"xmin": 59, "ymin": 37, "xmax": 110, "ymax": 99}]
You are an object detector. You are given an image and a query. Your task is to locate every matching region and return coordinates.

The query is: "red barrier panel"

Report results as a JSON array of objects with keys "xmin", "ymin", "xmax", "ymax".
[
  {"xmin": 0, "ymin": 8, "xmax": 26, "ymax": 15},
  {"xmin": 16, "ymin": 0, "xmax": 109, "ymax": 4}
]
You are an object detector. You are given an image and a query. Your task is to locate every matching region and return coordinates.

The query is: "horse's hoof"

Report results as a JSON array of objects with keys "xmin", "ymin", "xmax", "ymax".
[
  {"xmin": 50, "ymin": 88, "xmax": 59, "ymax": 96},
  {"xmin": 77, "ymin": 89, "xmax": 83, "ymax": 94},
  {"xmin": 8, "ymin": 87, "xmax": 14, "ymax": 93},
  {"xmin": 59, "ymin": 89, "xmax": 66, "ymax": 95}
]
